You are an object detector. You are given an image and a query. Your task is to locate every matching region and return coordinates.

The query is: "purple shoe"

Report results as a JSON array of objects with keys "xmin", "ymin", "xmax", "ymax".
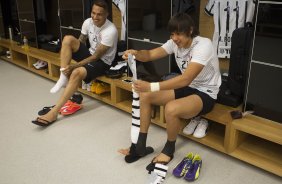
[
  {"xmin": 172, "ymin": 152, "xmax": 194, "ymax": 177},
  {"xmin": 184, "ymin": 154, "xmax": 202, "ymax": 181}
]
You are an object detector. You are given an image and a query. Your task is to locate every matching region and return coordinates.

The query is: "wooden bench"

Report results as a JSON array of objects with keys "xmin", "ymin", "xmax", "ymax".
[{"xmin": 180, "ymin": 103, "xmax": 282, "ymax": 176}]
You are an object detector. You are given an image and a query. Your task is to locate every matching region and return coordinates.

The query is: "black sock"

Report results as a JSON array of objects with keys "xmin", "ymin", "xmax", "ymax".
[
  {"xmin": 129, "ymin": 143, "xmax": 136, "ymax": 155},
  {"xmin": 125, "ymin": 143, "xmax": 154, "ymax": 163},
  {"xmin": 136, "ymin": 132, "xmax": 148, "ymax": 156},
  {"xmin": 161, "ymin": 140, "xmax": 176, "ymax": 157},
  {"xmin": 71, "ymin": 93, "xmax": 83, "ymax": 104}
]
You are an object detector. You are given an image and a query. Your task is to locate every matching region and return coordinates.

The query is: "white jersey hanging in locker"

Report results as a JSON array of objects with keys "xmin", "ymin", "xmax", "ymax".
[{"xmin": 205, "ymin": 0, "xmax": 256, "ymax": 58}]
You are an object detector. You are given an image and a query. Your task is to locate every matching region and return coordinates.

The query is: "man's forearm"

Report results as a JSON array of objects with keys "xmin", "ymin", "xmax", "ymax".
[
  {"xmin": 76, "ymin": 54, "xmax": 99, "ymax": 67},
  {"xmin": 73, "ymin": 44, "xmax": 109, "ymax": 68},
  {"xmin": 135, "ymin": 50, "xmax": 151, "ymax": 62}
]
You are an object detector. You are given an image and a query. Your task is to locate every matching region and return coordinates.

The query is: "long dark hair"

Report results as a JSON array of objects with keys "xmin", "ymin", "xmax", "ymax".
[{"xmin": 168, "ymin": 13, "xmax": 199, "ymax": 38}]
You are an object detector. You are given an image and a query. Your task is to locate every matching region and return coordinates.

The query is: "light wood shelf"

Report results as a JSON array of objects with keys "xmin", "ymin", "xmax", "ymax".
[
  {"xmin": 202, "ymin": 103, "xmax": 239, "ymax": 125},
  {"xmin": 115, "ymin": 100, "xmax": 132, "ymax": 113},
  {"xmin": 0, "ymin": 39, "xmax": 11, "ymax": 47},
  {"xmin": 180, "ymin": 121, "xmax": 226, "ymax": 153},
  {"xmin": 78, "ymin": 88, "xmax": 112, "ymax": 105},
  {"xmin": 10, "ymin": 43, "xmax": 27, "ymax": 54},
  {"xmin": 0, "ymin": 56, "xmax": 12, "ymax": 63},
  {"xmin": 151, "ymin": 107, "xmax": 166, "ymax": 128},
  {"xmin": 29, "ymin": 49, "xmax": 60, "ymax": 65},
  {"xmin": 233, "ymin": 115, "xmax": 282, "ymax": 145},
  {"xmin": 29, "ymin": 67, "xmax": 50, "ymax": 79},
  {"xmin": 0, "ymin": 38, "xmax": 281, "ymax": 177},
  {"xmin": 12, "ymin": 58, "xmax": 28, "ymax": 68},
  {"xmin": 228, "ymin": 114, "xmax": 282, "ymax": 176},
  {"xmin": 230, "ymin": 135, "xmax": 282, "ymax": 176},
  {"xmin": 96, "ymin": 75, "xmax": 114, "ymax": 84}
]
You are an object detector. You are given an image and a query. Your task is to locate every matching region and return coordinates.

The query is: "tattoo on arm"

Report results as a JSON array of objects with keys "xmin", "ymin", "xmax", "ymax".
[
  {"xmin": 78, "ymin": 44, "xmax": 110, "ymax": 67},
  {"xmin": 92, "ymin": 44, "xmax": 110, "ymax": 60},
  {"xmin": 78, "ymin": 34, "xmax": 87, "ymax": 44}
]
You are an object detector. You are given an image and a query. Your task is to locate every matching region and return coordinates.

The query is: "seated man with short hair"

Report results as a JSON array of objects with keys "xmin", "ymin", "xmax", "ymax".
[
  {"xmin": 120, "ymin": 13, "xmax": 221, "ymax": 170},
  {"xmin": 32, "ymin": 0, "xmax": 118, "ymax": 126}
]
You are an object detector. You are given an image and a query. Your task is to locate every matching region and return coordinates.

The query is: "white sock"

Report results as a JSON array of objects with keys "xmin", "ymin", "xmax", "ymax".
[
  {"xmin": 147, "ymin": 164, "xmax": 168, "ymax": 184},
  {"xmin": 131, "ymin": 92, "xmax": 140, "ymax": 144},
  {"xmin": 152, "ymin": 163, "xmax": 168, "ymax": 184},
  {"xmin": 128, "ymin": 56, "xmax": 140, "ymax": 144},
  {"xmin": 154, "ymin": 163, "xmax": 168, "ymax": 178},
  {"xmin": 50, "ymin": 68, "xmax": 68, "ymax": 93}
]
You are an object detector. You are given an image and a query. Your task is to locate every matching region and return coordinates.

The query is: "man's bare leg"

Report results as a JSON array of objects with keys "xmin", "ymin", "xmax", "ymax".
[
  {"xmin": 36, "ymin": 67, "xmax": 87, "ymax": 124},
  {"xmin": 152, "ymin": 95, "xmax": 203, "ymax": 163},
  {"xmin": 121, "ymin": 91, "xmax": 174, "ymax": 163},
  {"xmin": 50, "ymin": 36, "xmax": 80, "ymax": 93}
]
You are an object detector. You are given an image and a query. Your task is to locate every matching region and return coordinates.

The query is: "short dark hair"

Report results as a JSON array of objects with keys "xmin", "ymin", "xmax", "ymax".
[
  {"xmin": 168, "ymin": 13, "xmax": 199, "ymax": 38},
  {"xmin": 93, "ymin": 0, "xmax": 109, "ymax": 12}
]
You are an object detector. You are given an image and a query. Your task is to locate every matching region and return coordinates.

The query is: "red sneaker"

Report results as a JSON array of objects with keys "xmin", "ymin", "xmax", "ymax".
[
  {"xmin": 59, "ymin": 100, "xmax": 73, "ymax": 113},
  {"xmin": 60, "ymin": 101, "xmax": 82, "ymax": 115}
]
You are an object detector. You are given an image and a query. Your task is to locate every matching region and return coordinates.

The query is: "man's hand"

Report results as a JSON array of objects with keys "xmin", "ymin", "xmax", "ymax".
[
  {"xmin": 132, "ymin": 80, "xmax": 151, "ymax": 93},
  {"xmin": 122, "ymin": 49, "xmax": 138, "ymax": 60},
  {"xmin": 62, "ymin": 63, "xmax": 80, "ymax": 76}
]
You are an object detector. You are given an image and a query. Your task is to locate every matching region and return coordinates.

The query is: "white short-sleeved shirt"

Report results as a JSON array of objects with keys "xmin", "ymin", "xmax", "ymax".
[
  {"xmin": 81, "ymin": 18, "xmax": 118, "ymax": 65},
  {"xmin": 205, "ymin": 0, "xmax": 255, "ymax": 58},
  {"xmin": 162, "ymin": 36, "xmax": 222, "ymax": 99}
]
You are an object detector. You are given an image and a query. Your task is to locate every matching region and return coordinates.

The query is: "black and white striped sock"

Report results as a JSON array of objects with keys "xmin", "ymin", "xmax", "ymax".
[
  {"xmin": 148, "ymin": 163, "xmax": 168, "ymax": 184},
  {"xmin": 131, "ymin": 92, "xmax": 140, "ymax": 144}
]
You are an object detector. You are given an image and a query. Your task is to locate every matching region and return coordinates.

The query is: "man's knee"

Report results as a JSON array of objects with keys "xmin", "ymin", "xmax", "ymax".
[
  {"xmin": 165, "ymin": 102, "xmax": 178, "ymax": 120},
  {"xmin": 62, "ymin": 35, "xmax": 77, "ymax": 47},
  {"xmin": 70, "ymin": 68, "xmax": 86, "ymax": 82},
  {"xmin": 139, "ymin": 92, "xmax": 153, "ymax": 105}
]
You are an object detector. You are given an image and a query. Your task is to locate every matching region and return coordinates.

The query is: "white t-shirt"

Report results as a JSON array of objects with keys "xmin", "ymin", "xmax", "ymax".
[
  {"xmin": 205, "ymin": 0, "xmax": 255, "ymax": 58},
  {"xmin": 162, "ymin": 36, "xmax": 221, "ymax": 99},
  {"xmin": 81, "ymin": 18, "xmax": 118, "ymax": 65}
]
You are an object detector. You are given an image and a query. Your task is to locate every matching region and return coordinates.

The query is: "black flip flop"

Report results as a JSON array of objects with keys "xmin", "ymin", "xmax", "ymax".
[
  {"xmin": 31, "ymin": 117, "xmax": 56, "ymax": 127},
  {"xmin": 38, "ymin": 105, "xmax": 55, "ymax": 116},
  {"xmin": 125, "ymin": 144, "xmax": 154, "ymax": 163},
  {"xmin": 146, "ymin": 155, "xmax": 174, "ymax": 173}
]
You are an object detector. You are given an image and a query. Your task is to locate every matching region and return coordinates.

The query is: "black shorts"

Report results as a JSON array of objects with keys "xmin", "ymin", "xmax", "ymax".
[
  {"xmin": 72, "ymin": 42, "xmax": 111, "ymax": 83},
  {"xmin": 174, "ymin": 86, "xmax": 215, "ymax": 116}
]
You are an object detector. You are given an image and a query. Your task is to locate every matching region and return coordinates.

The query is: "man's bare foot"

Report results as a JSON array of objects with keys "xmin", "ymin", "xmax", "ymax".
[
  {"xmin": 153, "ymin": 153, "xmax": 172, "ymax": 163},
  {"xmin": 119, "ymin": 144, "xmax": 154, "ymax": 163},
  {"xmin": 36, "ymin": 110, "xmax": 57, "ymax": 125},
  {"xmin": 146, "ymin": 153, "xmax": 173, "ymax": 172},
  {"xmin": 118, "ymin": 148, "xmax": 130, "ymax": 155}
]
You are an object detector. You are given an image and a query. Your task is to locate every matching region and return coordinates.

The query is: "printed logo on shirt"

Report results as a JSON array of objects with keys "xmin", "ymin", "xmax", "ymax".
[
  {"xmin": 87, "ymin": 63, "xmax": 95, "ymax": 68},
  {"xmin": 181, "ymin": 55, "xmax": 193, "ymax": 70},
  {"xmin": 181, "ymin": 60, "xmax": 187, "ymax": 70},
  {"xmin": 93, "ymin": 36, "xmax": 97, "ymax": 42},
  {"xmin": 207, "ymin": 89, "xmax": 213, "ymax": 93},
  {"xmin": 176, "ymin": 41, "xmax": 198, "ymax": 71}
]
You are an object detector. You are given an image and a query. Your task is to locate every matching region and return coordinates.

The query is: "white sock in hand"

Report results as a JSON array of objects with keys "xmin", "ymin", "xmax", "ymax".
[{"xmin": 50, "ymin": 68, "xmax": 68, "ymax": 93}]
